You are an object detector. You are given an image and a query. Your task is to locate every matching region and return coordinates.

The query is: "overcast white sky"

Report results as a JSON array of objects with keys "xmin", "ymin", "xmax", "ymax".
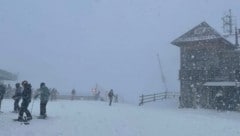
[{"xmin": 0, "ymin": 0, "xmax": 239, "ymax": 103}]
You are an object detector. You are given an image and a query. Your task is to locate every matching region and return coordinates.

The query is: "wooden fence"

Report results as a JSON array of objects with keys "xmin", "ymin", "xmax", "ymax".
[
  {"xmin": 53, "ymin": 95, "xmax": 107, "ymax": 101},
  {"xmin": 57, "ymin": 95, "xmax": 96, "ymax": 100},
  {"xmin": 139, "ymin": 91, "xmax": 180, "ymax": 106}
]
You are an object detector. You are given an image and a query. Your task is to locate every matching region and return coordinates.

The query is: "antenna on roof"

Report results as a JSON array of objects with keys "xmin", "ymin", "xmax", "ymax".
[
  {"xmin": 222, "ymin": 9, "xmax": 234, "ymax": 35},
  {"xmin": 222, "ymin": 9, "xmax": 239, "ymax": 46}
]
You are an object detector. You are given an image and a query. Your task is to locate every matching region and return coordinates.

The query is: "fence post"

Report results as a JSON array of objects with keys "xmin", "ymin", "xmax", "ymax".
[
  {"xmin": 164, "ymin": 91, "xmax": 167, "ymax": 99},
  {"xmin": 139, "ymin": 94, "xmax": 144, "ymax": 106},
  {"xmin": 153, "ymin": 93, "xmax": 156, "ymax": 101}
]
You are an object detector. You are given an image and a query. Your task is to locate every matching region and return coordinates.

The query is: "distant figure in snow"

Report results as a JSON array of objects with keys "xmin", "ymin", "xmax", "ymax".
[
  {"xmin": 12, "ymin": 83, "xmax": 22, "ymax": 113},
  {"xmin": 50, "ymin": 88, "xmax": 58, "ymax": 101},
  {"xmin": 71, "ymin": 89, "xmax": 76, "ymax": 100},
  {"xmin": 34, "ymin": 82, "xmax": 50, "ymax": 119},
  {"xmin": 178, "ymin": 96, "xmax": 183, "ymax": 108},
  {"xmin": 0, "ymin": 82, "xmax": 6, "ymax": 112},
  {"xmin": 108, "ymin": 89, "xmax": 114, "ymax": 106},
  {"xmin": 17, "ymin": 80, "xmax": 32, "ymax": 121}
]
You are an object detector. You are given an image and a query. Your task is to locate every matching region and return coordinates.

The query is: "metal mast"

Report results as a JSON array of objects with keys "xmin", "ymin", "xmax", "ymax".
[
  {"xmin": 157, "ymin": 53, "xmax": 168, "ymax": 94},
  {"xmin": 222, "ymin": 9, "xmax": 239, "ymax": 46}
]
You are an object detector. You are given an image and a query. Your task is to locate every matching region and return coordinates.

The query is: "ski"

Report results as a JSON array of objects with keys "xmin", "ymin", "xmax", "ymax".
[
  {"xmin": 13, "ymin": 117, "xmax": 30, "ymax": 125},
  {"xmin": 36, "ymin": 115, "xmax": 48, "ymax": 119},
  {"xmin": 22, "ymin": 122, "xmax": 30, "ymax": 125},
  {"xmin": 13, "ymin": 120, "xmax": 30, "ymax": 125}
]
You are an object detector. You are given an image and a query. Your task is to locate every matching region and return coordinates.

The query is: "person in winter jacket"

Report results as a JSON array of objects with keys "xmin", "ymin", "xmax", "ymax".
[
  {"xmin": 108, "ymin": 89, "xmax": 114, "ymax": 106},
  {"xmin": 34, "ymin": 82, "xmax": 50, "ymax": 118},
  {"xmin": 71, "ymin": 89, "xmax": 76, "ymax": 100},
  {"xmin": 12, "ymin": 83, "xmax": 22, "ymax": 113},
  {"xmin": 0, "ymin": 82, "xmax": 6, "ymax": 111},
  {"xmin": 17, "ymin": 80, "xmax": 32, "ymax": 121}
]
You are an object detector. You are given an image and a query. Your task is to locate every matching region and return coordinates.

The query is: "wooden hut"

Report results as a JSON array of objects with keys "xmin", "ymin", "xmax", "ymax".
[{"xmin": 172, "ymin": 22, "xmax": 240, "ymax": 110}]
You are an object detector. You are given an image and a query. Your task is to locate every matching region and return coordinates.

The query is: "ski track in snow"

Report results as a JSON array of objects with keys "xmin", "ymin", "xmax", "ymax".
[{"xmin": 0, "ymin": 99, "xmax": 240, "ymax": 136}]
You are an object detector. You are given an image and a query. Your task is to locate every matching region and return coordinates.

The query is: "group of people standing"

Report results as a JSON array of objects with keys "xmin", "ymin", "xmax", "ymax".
[
  {"xmin": 0, "ymin": 81, "xmax": 118, "ymax": 122},
  {"xmin": 0, "ymin": 80, "xmax": 50, "ymax": 122}
]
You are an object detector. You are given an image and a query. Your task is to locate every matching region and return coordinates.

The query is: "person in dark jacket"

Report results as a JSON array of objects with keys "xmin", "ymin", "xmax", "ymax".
[
  {"xmin": 0, "ymin": 83, "xmax": 6, "ymax": 111},
  {"xmin": 108, "ymin": 89, "xmax": 114, "ymax": 106},
  {"xmin": 12, "ymin": 83, "xmax": 22, "ymax": 113},
  {"xmin": 71, "ymin": 89, "xmax": 76, "ymax": 100},
  {"xmin": 17, "ymin": 80, "xmax": 32, "ymax": 121},
  {"xmin": 34, "ymin": 82, "xmax": 50, "ymax": 119}
]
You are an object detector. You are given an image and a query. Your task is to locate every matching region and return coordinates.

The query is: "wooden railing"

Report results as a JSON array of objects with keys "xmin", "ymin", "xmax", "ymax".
[
  {"xmin": 139, "ymin": 91, "xmax": 180, "ymax": 106},
  {"xmin": 57, "ymin": 95, "xmax": 96, "ymax": 100}
]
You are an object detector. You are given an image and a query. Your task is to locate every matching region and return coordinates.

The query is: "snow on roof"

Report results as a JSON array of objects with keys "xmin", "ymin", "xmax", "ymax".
[
  {"xmin": 171, "ymin": 22, "xmax": 234, "ymax": 47},
  {"xmin": 203, "ymin": 81, "xmax": 240, "ymax": 87},
  {"xmin": 0, "ymin": 69, "xmax": 17, "ymax": 81}
]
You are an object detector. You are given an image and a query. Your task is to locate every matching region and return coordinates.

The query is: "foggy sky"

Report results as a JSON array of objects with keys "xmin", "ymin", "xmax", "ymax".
[{"xmin": 0, "ymin": 0, "xmax": 239, "ymax": 103}]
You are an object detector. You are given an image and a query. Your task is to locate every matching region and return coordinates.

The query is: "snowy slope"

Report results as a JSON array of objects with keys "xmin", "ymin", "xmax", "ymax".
[{"xmin": 0, "ymin": 99, "xmax": 240, "ymax": 136}]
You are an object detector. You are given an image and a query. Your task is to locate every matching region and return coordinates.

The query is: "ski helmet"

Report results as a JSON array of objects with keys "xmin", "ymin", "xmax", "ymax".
[
  {"xmin": 22, "ymin": 80, "xmax": 28, "ymax": 86},
  {"xmin": 40, "ymin": 82, "xmax": 45, "ymax": 87}
]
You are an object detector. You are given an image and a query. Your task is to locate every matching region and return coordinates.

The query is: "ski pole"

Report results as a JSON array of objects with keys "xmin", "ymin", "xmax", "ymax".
[
  {"xmin": 0, "ymin": 98, "xmax": 2, "ymax": 112},
  {"xmin": 30, "ymin": 99, "xmax": 35, "ymax": 114}
]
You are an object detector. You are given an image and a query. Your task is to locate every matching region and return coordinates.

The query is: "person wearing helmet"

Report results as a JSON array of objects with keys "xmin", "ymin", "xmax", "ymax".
[
  {"xmin": 34, "ymin": 82, "xmax": 50, "ymax": 119},
  {"xmin": 16, "ymin": 81, "xmax": 32, "ymax": 121},
  {"xmin": 12, "ymin": 83, "xmax": 22, "ymax": 113}
]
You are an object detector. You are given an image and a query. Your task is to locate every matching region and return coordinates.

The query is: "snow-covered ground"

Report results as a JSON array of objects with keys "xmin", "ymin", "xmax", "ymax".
[{"xmin": 0, "ymin": 98, "xmax": 240, "ymax": 136}]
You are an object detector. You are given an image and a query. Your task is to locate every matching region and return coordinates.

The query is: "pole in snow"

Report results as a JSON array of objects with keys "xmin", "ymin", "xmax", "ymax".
[{"xmin": 157, "ymin": 53, "xmax": 168, "ymax": 96}]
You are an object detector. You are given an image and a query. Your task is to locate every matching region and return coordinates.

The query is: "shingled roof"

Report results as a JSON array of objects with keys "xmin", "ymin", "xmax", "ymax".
[
  {"xmin": 0, "ymin": 69, "xmax": 17, "ymax": 81},
  {"xmin": 171, "ymin": 22, "xmax": 234, "ymax": 47}
]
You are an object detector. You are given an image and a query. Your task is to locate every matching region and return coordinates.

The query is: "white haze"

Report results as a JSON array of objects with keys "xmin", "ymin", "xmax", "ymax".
[{"xmin": 0, "ymin": 0, "xmax": 239, "ymax": 103}]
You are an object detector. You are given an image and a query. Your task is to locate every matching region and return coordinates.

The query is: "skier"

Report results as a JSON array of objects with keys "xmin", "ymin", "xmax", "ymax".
[
  {"xmin": 0, "ymin": 82, "xmax": 6, "ymax": 112},
  {"xmin": 34, "ymin": 82, "xmax": 50, "ymax": 119},
  {"xmin": 71, "ymin": 89, "xmax": 76, "ymax": 100},
  {"xmin": 16, "ymin": 80, "xmax": 32, "ymax": 121},
  {"xmin": 108, "ymin": 89, "xmax": 114, "ymax": 106},
  {"xmin": 12, "ymin": 83, "xmax": 22, "ymax": 113},
  {"xmin": 50, "ymin": 88, "xmax": 58, "ymax": 101}
]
